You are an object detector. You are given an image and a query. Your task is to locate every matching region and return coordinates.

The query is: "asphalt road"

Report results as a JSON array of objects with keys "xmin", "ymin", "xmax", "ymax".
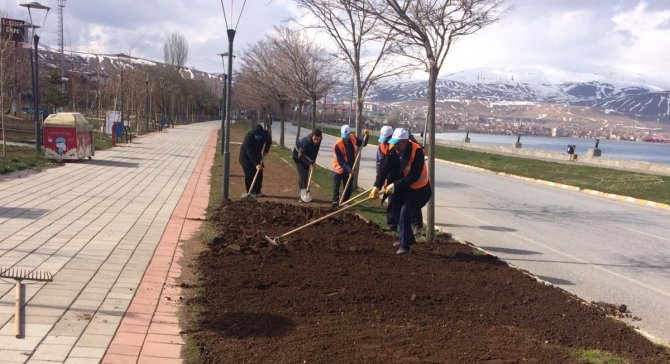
[{"xmin": 273, "ymin": 122, "xmax": 670, "ymax": 345}]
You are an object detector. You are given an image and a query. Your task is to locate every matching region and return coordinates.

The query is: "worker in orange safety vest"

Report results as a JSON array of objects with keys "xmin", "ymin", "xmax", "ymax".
[
  {"xmin": 370, "ymin": 128, "xmax": 431, "ymax": 254},
  {"xmin": 331, "ymin": 124, "xmax": 367, "ymax": 206}
]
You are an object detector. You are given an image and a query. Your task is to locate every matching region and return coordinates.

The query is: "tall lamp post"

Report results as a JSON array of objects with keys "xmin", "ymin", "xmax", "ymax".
[
  {"xmin": 217, "ymin": 52, "xmax": 229, "ymax": 155},
  {"xmin": 219, "ymin": 1, "xmax": 246, "ymax": 200},
  {"xmin": 115, "ymin": 53, "xmax": 130, "ymax": 131},
  {"xmin": 20, "ymin": 1, "xmax": 50, "ymax": 153}
]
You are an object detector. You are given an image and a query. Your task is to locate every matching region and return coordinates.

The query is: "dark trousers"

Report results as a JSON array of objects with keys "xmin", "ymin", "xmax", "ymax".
[
  {"xmin": 242, "ymin": 163, "xmax": 263, "ymax": 194},
  {"xmin": 390, "ymin": 185, "xmax": 432, "ymax": 250},
  {"xmin": 386, "ymin": 196, "xmax": 423, "ymax": 230},
  {"xmin": 332, "ymin": 171, "xmax": 353, "ymax": 204},
  {"xmin": 295, "ymin": 161, "xmax": 309, "ymax": 189}
]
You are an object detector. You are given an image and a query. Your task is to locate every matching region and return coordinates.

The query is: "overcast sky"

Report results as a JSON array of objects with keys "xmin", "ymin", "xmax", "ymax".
[{"xmin": 4, "ymin": 0, "xmax": 670, "ymax": 85}]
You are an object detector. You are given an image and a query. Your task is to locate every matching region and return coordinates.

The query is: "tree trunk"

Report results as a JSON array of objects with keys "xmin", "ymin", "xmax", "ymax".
[
  {"xmin": 426, "ymin": 63, "xmax": 438, "ymax": 243},
  {"xmin": 280, "ymin": 101, "xmax": 285, "ymax": 148},
  {"xmin": 295, "ymin": 101, "xmax": 304, "ymax": 146},
  {"xmin": 352, "ymin": 75, "xmax": 364, "ymax": 191},
  {"xmin": 311, "ymin": 97, "xmax": 317, "ymax": 131}
]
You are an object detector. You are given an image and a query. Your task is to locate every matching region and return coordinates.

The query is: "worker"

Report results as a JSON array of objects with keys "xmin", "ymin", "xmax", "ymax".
[
  {"xmin": 293, "ymin": 129, "xmax": 323, "ymax": 202},
  {"xmin": 239, "ymin": 124, "xmax": 271, "ymax": 197},
  {"xmin": 370, "ymin": 128, "xmax": 431, "ymax": 254},
  {"xmin": 331, "ymin": 124, "xmax": 368, "ymax": 206},
  {"xmin": 375, "ymin": 125, "xmax": 398, "ymax": 230}
]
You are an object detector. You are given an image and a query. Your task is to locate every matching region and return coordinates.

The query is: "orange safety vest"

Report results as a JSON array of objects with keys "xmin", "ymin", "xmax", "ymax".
[
  {"xmin": 332, "ymin": 134, "xmax": 358, "ymax": 174},
  {"xmin": 403, "ymin": 141, "xmax": 429, "ymax": 190},
  {"xmin": 378, "ymin": 142, "xmax": 390, "ymax": 157}
]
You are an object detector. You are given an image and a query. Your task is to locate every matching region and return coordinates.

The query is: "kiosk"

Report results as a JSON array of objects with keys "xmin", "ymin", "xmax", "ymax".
[{"xmin": 43, "ymin": 112, "xmax": 95, "ymax": 161}]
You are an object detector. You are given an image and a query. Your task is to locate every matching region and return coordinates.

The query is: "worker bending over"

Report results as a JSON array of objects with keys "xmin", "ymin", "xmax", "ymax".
[
  {"xmin": 239, "ymin": 124, "xmax": 271, "ymax": 197},
  {"xmin": 293, "ymin": 129, "xmax": 322, "ymax": 202}
]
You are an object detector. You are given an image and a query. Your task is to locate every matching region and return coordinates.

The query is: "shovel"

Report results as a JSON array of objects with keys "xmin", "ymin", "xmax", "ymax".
[
  {"xmin": 300, "ymin": 166, "xmax": 315, "ymax": 202},
  {"xmin": 338, "ymin": 133, "xmax": 369, "ymax": 206},
  {"xmin": 241, "ymin": 142, "xmax": 266, "ymax": 201},
  {"xmin": 265, "ymin": 196, "xmax": 371, "ymax": 246}
]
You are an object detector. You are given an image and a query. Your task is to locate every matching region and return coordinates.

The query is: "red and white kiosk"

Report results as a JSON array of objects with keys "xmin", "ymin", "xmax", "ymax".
[{"xmin": 43, "ymin": 112, "xmax": 95, "ymax": 161}]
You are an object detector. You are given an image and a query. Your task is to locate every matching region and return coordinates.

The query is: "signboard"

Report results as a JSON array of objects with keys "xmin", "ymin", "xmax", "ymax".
[
  {"xmin": 1, "ymin": 18, "xmax": 26, "ymax": 43},
  {"xmin": 105, "ymin": 111, "xmax": 121, "ymax": 134}
]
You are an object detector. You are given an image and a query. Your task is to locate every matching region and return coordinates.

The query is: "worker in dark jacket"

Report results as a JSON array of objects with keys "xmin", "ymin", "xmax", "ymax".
[
  {"xmin": 375, "ymin": 125, "xmax": 397, "ymax": 230},
  {"xmin": 370, "ymin": 128, "xmax": 431, "ymax": 254},
  {"xmin": 332, "ymin": 124, "xmax": 368, "ymax": 206},
  {"xmin": 239, "ymin": 124, "xmax": 271, "ymax": 196},
  {"xmin": 293, "ymin": 129, "xmax": 323, "ymax": 202}
]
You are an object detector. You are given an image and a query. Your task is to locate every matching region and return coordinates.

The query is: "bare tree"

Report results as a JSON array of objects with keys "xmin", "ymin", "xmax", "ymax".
[
  {"xmin": 270, "ymin": 26, "xmax": 336, "ymax": 139},
  {"xmin": 359, "ymin": 0, "xmax": 508, "ymax": 243},
  {"xmin": 295, "ymin": 0, "xmax": 408, "ymax": 135},
  {"xmin": 239, "ymin": 39, "xmax": 291, "ymax": 147},
  {"xmin": 163, "ymin": 32, "xmax": 189, "ymax": 70}
]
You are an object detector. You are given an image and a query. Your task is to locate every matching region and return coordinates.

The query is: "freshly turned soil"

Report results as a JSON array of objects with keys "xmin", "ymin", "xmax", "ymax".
[
  {"xmin": 182, "ymin": 125, "xmax": 669, "ymax": 363},
  {"xmin": 187, "ymin": 200, "xmax": 669, "ymax": 363}
]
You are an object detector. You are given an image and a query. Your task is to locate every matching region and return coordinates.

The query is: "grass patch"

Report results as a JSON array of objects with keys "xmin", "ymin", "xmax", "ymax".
[
  {"xmin": 437, "ymin": 147, "xmax": 670, "ymax": 204},
  {"xmin": 574, "ymin": 349, "xmax": 625, "ymax": 364},
  {"xmin": 0, "ymin": 145, "xmax": 50, "ymax": 175}
]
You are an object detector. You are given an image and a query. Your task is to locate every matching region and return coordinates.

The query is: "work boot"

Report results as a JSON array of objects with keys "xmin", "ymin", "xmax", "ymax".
[
  {"xmin": 331, "ymin": 201, "xmax": 339, "ymax": 207},
  {"xmin": 386, "ymin": 224, "xmax": 397, "ymax": 232},
  {"xmin": 393, "ymin": 241, "xmax": 399, "ymax": 247},
  {"xmin": 396, "ymin": 247, "xmax": 409, "ymax": 255}
]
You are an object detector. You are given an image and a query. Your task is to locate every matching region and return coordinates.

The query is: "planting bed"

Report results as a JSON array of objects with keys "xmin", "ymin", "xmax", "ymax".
[{"xmin": 187, "ymin": 200, "xmax": 670, "ymax": 363}]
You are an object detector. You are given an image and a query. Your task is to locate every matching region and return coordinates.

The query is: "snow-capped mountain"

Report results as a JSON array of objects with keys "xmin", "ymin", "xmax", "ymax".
[{"xmin": 360, "ymin": 67, "xmax": 670, "ymax": 118}]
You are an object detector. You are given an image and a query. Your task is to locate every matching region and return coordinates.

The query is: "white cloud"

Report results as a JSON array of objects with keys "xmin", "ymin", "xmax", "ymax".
[{"xmin": 3, "ymin": 0, "xmax": 668, "ymax": 87}]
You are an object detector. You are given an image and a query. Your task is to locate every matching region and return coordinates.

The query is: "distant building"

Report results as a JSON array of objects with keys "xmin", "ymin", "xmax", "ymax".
[{"xmin": 551, "ymin": 127, "xmax": 564, "ymax": 137}]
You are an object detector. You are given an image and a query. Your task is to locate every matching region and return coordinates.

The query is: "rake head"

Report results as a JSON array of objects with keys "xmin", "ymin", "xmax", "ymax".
[
  {"xmin": 0, "ymin": 267, "xmax": 53, "ymax": 282},
  {"xmin": 264, "ymin": 235, "xmax": 280, "ymax": 246}
]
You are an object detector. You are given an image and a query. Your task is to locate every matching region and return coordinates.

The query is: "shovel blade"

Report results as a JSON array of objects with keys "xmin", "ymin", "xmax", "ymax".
[{"xmin": 300, "ymin": 188, "xmax": 314, "ymax": 202}]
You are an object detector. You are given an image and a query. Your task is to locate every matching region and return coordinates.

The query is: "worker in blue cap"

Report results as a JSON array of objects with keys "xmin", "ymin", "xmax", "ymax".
[{"xmin": 239, "ymin": 124, "xmax": 271, "ymax": 197}]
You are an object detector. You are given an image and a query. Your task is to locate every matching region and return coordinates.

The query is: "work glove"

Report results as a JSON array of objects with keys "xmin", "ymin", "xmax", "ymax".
[
  {"xmin": 310, "ymin": 163, "xmax": 316, "ymax": 171},
  {"xmin": 256, "ymin": 164, "xmax": 263, "ymax": 171},
  {"xmin": 343, "ymin": 165, "xmax": 352, "ymax": 174},
  {"xmin": 384, "ymin": 183, "xmax": 395, "ymax": 195},
  {"xmin": 363, "ymin": 129, "xmax": 369, "ymax": 136},
  {"xmin": 369, "ymin": 187, "xmax": 380, "ymax": 200}
]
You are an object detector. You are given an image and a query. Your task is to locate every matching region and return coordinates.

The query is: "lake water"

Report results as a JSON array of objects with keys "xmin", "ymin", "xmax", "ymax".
[{"xmin": 436, "ymin": 133, "xmax": 670, "ymax": 165}]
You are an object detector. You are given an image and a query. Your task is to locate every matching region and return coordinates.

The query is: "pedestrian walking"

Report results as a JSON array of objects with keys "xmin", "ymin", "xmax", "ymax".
[
  {"xmin": 293, "ymin": 129, "xmax": 322, "ymax": 202},
  {"xmin": 331, "ymin": 124, "xmax": 367, "ymax": 206},
  {"xmin": 369, "ymin": 128, "xmax": 431, "ymax": 254},
  {"xmin": 239, "ymin": 124, "xmax": 271, "ymax": 197}
]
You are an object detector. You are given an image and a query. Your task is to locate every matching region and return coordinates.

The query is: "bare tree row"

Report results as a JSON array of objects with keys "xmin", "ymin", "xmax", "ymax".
[{"xmin": 231, "ymin": 0, "xmax": 508, "ymax": 243}]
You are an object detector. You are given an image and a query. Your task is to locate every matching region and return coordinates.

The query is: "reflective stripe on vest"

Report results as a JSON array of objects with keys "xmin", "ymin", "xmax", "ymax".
[
  {"xmin": 403, "ymin": 141, "xmax": 429, "ymax": 189},
  {"xmin": 331, "ymin": 134, "xmax": 358, "ymax": 174}
]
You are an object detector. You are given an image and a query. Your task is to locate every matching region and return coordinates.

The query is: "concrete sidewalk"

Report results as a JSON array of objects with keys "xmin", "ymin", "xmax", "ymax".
[{"xmin": 0, "ymin": 121, "xmax": 218, "ymax": 363}]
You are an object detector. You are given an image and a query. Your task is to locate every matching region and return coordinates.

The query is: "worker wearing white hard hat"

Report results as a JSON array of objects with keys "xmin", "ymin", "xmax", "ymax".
[
  {"xmin": 369, "ymin": 128, "xmax": 431, "ymax": 254},
  {"xmin": 331, "ymin": 124, "xmax": 368, "ymax": 206},
  {"xmin": 375, "ymin": 125, "xmax": 398, "ymax": 230}
]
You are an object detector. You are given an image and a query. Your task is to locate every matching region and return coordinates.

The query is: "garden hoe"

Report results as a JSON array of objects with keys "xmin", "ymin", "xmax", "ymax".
[
  {"xmin": 300, "ymin": 166, "xmax": 315, "ymax": 202},
  {"xmin": 338, "ymin": 133, "xmax": 369, "ymax": 206},
  {"xmin": 265, "ymin": 195, "xmax": 372, "ymax": 246},
  {"xmin": 240, "ymin": 142, "xmax": 266, "ymax": 201}
]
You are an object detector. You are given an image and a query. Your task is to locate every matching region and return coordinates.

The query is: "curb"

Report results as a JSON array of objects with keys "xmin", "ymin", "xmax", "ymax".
[{"xmin": 439, "ymin": 159, "xmax": 670, "ymax": 211}]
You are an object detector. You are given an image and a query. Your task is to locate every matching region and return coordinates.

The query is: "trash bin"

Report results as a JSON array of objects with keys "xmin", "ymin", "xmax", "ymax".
[{"xmin": 43, "ymin": 112, "xmax": 95, "ymax": 161}]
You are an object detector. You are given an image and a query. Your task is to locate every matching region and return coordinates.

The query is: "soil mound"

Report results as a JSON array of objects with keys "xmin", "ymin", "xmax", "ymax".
[{"xmin": 190, "ymin": 201, "xmax": 670, "ymax": 363}]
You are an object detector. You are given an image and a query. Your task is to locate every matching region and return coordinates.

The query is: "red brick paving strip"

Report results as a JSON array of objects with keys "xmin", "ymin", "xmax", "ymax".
[{"xmin": 102, "ymin": 130, "xmax": 216, "ymax": 364}]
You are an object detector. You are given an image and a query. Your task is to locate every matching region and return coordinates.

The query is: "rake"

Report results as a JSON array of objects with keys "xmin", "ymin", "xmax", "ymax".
[
  {"xmin": 265, "ymin": 196, "xmax": 372, "ymax": 246},
  {"xmin": 0, "ymin": 267, "xmax": 54, "ymax": 338}
]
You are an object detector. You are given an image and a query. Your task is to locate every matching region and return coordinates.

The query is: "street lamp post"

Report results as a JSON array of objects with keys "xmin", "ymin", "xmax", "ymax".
[
  {"xmin": 219, "ymin": 1, "xmax": 246, "ymax": 200},
  {"xmin": 20, "ymin": 2, "xmax": 50, "ymax": 153},
  {"xmin": 217, "ymin": 52, "xmax": 228, "ymax": 155},
  {"xmin": 222, "ymin": 30, "xmax": 236, "ymax": 200},
  {"xmin": 115, "ymin": 53, "xmax": 130, "ymax": 133}
]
